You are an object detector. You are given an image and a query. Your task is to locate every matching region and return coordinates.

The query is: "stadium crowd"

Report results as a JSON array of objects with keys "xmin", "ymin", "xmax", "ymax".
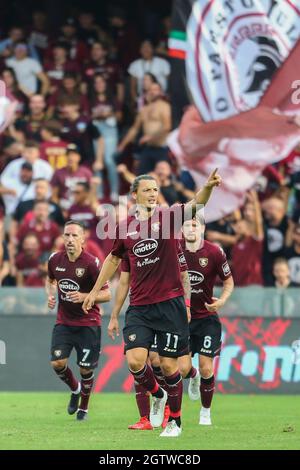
[{"xmin": 1, "ymin": 4, "xmax": 300, "ymax": 291}]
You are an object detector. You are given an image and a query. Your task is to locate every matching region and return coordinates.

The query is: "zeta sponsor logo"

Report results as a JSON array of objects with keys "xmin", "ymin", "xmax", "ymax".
[
  {"xmin": 188, "ymin": 270, "xmax": 204, "ymax": 286},
  {"xmin": 55, "ymin": 267, "xmax": 66, "ymax": 272},
  {"xmin": 58, "ymin": 278, "xmax": 80, "ymax": 294},
  {"xmin": 132, "ymin": 239, "xmax": 158, "ymax": 258}
]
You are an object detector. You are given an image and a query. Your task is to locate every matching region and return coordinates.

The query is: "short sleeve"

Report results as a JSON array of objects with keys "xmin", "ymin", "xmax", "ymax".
[
  {"xmin": 128, "ymin": 60, "xmax": 138, "ymax": 78},
  {"xmin": 121, "ymin": 254, "xmax": 130, "ymax": 272},
  {"xmin": 88, "ymin": 256, "xmax": 109, "ymax": 290},
  {"xmin": 176, "ymin": 241, "xmax": 187, "ymax": 272},
  {"xmin": 214, "ymin": 246, "xmax": 232, "ymax": 280},
  {"xmin": 111, "ymin": 225, "xmax": 126, "ymax": 258},
  {"xmin": 32, "ymin": 59, "xmax": 42, "ymax": 74},
  {"xmin": 47, "ymin": 252, "xmax": 56, "ymax": 280}
]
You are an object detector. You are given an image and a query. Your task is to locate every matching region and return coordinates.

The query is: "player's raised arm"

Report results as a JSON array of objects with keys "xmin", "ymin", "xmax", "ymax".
[
  {"xmin": 185, "ymin": 168, "xmax": 222, "ymax": 214},
  {"xmin": 82, "ymin": 253, "xmax": 122, "ymax": 313},
  {"xmin": 108, "ymin": 271, "xmax": 131, "ymax": 340}
]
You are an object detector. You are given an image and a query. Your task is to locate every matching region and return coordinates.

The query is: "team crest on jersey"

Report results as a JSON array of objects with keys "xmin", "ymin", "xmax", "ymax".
[
  {"xmin": 199, "ymin": 258, "xmax": 208, "ymax": 268},
  {"xmin": 54, "ymin": 350, "xmax": 62, "ymax": 357},
  {"xmin": 151, "ymin": 222, "xmax": 160, "ymax": 233},
  {"xmin": 76, "ymin": 268, "xmax": 85, "ymax": 277},
  {"xmin": 129, "ymin": 334, "xmax": 136, "ymax": 342}
]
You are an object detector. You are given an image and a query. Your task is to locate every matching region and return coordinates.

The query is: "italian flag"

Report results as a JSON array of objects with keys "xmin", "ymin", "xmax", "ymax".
[{"xmin": 168, "ymin": 30, "xmax": 186, "ymax": 60}]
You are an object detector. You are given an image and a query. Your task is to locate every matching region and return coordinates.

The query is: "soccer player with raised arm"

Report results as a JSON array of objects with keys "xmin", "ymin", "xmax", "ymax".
[
  {"xmin": 179, "ymin": 217, "xmax": 234, "ymax": 425},
  {"xmin": 83, "ymin": 169, "xmax": 221, "ymax": 437},
  {"xmin": 46, "ymin": 221, "xmax": 111, "ymax": 421}
]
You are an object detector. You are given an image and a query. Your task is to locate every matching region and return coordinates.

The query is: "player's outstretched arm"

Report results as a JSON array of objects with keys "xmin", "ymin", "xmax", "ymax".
[
  {"xmin": 108, "ymin": 271, "xmax": 131, "ymax": 340},
  {"xmin": 82, "ymin": 253, "xmax": 121, "ymax": 314},
  {"xmin": 185, "ymin": 168, "xmax": 222, "ymax": 215},
  {"xmin": 205, "ymin": 276, "xmax": 234, "ymax": 312}
]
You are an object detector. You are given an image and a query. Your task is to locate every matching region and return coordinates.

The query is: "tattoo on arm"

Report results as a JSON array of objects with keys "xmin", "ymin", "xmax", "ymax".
[{"xmin": 181, "ymin": 271, "xmax": 191, "ymax": 301}]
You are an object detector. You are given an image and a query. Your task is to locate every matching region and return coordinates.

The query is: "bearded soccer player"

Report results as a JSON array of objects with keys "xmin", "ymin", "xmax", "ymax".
[
  {"xmin": 83, "ymin": 169, "xmax": 221, "ymax": 437},
  {"xmin": 108, "ymin": 244, "xmax": 195, "ymax": 431},
  {"xmin": 46, "ymin": 221, "xmax": 111, "ymax": 420},
  {"xmin": 179, "ymin": 217, "xmax": 234, "ymax": 425}
]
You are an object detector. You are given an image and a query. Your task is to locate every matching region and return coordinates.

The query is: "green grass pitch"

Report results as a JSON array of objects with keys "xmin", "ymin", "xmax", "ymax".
[{"xmin": 0, "ymin": 393, "xmax": 299, "ymax": 450}]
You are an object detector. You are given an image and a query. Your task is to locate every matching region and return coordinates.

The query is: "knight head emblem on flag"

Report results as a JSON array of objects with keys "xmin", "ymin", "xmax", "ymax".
[{"xmin": 168, "ymin": 0, "xmax": 300, "ymax": 222}]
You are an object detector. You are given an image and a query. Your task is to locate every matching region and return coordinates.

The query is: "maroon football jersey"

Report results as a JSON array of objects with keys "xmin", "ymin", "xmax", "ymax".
[
  {"xmin": 111, "ymin": 206, "xmax": 186, "ymax": 306},
  {"xmin": 48, "ymin": 249, "xmax": 107, "ymax": 326},
  {"xmin": 182, "ymin": 240, "xmax": 232, "ymax": 319}
]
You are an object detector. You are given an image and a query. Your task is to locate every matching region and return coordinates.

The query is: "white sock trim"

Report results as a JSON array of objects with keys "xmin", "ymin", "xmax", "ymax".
[{"xmin": 73, "ymin": 382, "xmax": 81, "ymax": 394}]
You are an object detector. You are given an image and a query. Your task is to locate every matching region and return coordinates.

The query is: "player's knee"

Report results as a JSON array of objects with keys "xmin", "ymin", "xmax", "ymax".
[
  {"xmin": 80, "ymin": 367, "xmax": 93, "ymax": 376},
  {"xmin": 200, "ymin": 366, "xmax": 213, "ymax": 379},
  {"xmin": 127, "ymin": 357, "xmax": 146, "ymax": 372},
  {"xmin": 178, "ymin": 364, "xmax": 190, "ymax": 379},
  {"xmin": 149, "ymin": 352, "xmax": 160, "ymax": 368},
  {"xmin": 159, "ymin": 359, "xmax": 177, "ymax": 377},
  {"xmin": 51, "ymin": 359, "xmax": 67, "ymax": 370}
]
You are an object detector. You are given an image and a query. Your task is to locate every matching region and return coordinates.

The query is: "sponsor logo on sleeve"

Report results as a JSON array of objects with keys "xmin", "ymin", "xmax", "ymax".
[
  {"xmin": 222, "ymin": 261, "xmax": 231, "ymax": 276},
  {"xmin": 178, "ymin": 253, "xmax": 187, "ymax": 266}
]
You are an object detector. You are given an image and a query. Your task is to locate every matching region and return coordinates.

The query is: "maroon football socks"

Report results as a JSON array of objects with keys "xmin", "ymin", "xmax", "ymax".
[
  {"xmin": 79, "ymin": 371, "xmax": 94, "ymax": 411},
  {"xmin": 54, "ymin": 365, "xmax": 79, "ymax": 392},
  {"xmin": 200, "ymin": 375, "xmax": 215, "ymax": 408},
  {"xmin": 134, "ymin": 382, "xmax": 150, "ymax": 418},
  {"xmin": 163, "ymin": 370, "xmax": 183, "ymax": 427},
  {"xmin": 130, "ymin": 364, "xmax": 164, "ymax": 398}
]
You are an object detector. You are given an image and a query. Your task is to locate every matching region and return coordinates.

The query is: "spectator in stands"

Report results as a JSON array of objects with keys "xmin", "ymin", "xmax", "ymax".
[
  {"xmin": 1, "ymin": 140, "xmax": 53, "ymax": 183},
  {"xmin": 283, "ymin": 223, "xmax": 300, "ymax": 286},
  {"xmin": 262, "ymin": 196, "xmax": 289, "ymax": 286},
  {"xmin": 107, "ymin": 6, "xmax": 140, "ymax": 69},
  {"xmin": 231, "ymin": 191, "xmax": 264, "ymax": 286},
  {"xmin": 56, "ymin": 17, "xmax": 89, "ymax": 64},
  {"xmin": 90, "ymin": 74, "xmax": 120, "ymax": 202},
  {"xmin": 15, "ymin": 233, "xmax": 46, "ymax": 287},
  {"xmin": 47, "ymin": 71, "xmax": 89, "ymax": 118},
  {"xmin": 0, "ymin": 26, "xmax": 38, "ymax": 60},
  {"xmin": 28, "ymin": 10, "xmax": 51, "ymax": 61},
  {"xmin": 40, "ymin": 120, "xmax": 68, "ymax": 170},
  {"xmin": 155, "ymin": 16, "xmax": 171, "ymax": 58},
  {"xmin": 1, "ymin": 67, "xmax": 28, "ymax": 117},
  {"xmin": 6, "ymin": 42, "xmax": 49, "ymax": 96},
  {"xmin": 206, "ymin": 212, "xmax": 239, "ymax": 253},
  {"xmin": 272, "ymin": 258, "xmax": 295, "ymax": 288},
  {"xmin": 44, "ymin": 42, "xmax": 80, "ymax": 94},
  {"xmin": 118, "ymin": 82, "xmax": 171, "ymax": 174},
  {"xmin": 51, "ymin": 143, "xmax": 93, "ymax": 211},
  {"xmin": 17, "ymin": 199, "xmax": 61, "ymax": 254},
  {"xmin": 13, "ymin": 94, "xmax": 48, "ymax": 142},
  {"xmin": 0, "ymin": 137, "xmax": 24, "ymax": 172},
  {"xmin": 13, "ymin": 177, "xmax": 65, "ymax": 229},
  {"xmin": 77, "ymin": 11, "xmax": 106, "ymax": 45},
  {"xmin": 68, "ymin": 181, "xmax": 100, "ymax": 240},
  {"xmin": 136, "ymin": 72, "xmax": 158, "ymax": 111},
  {"xmin": 59, "ymin": 100, "xmax": 103, "ymax": 168},
  {"xmin": 128, "ymin": 39, "xmax": 170, "ymax": 107},
  {"xmin": 83, "ymin": 41, "xmax": 124, "ymax": 104},
  {"xmin": 0, "ymin": 161, "xmax": 34, "ymax": 216}
]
